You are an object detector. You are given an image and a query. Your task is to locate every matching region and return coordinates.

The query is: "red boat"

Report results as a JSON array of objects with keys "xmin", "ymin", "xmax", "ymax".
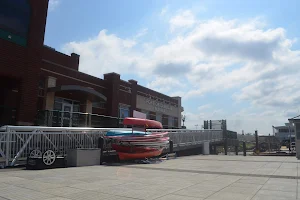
[
  {"xmin": 112, "ymin": 144, "xmax": 157, "ymax": 153},
  {"xmin": 106, "ymin": 132, "xmax": 169, "ymax": 141},
  {"xmin": 123, "ymin": 117, "xmax": 163, "ymax": 129},
  {"xmin": 118, "ymin": 148, "xmax": 164, "ymax": 160}
]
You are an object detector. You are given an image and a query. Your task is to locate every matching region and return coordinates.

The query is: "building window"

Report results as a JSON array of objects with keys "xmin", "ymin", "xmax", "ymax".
[
  {"xmin": 38, "ymin": 79, "xmax": 45, "ymax": 97},
  {"xmin": 141, "ymin": 110, "xmax": 149, "ymax": 119},
  {"xmin": 92, "ymin": 102, "xmax": 105, "ymax": 109},
  {"xmin": 156, "ymin": 113, "xmax": 162, "ymax": 123},
  {"xmin": 119, "ymin": 105, "xmax": 130, "ymax": 119},
  {"xmin": 168, "ymin": 116, "xmax": 174, "ymax": 128},
  {"xmin": 0, "ymin": 0, "xmax": 30, "ymax": 45}
]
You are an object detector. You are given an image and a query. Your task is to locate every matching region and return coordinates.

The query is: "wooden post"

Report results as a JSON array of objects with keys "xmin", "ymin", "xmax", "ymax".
[{"xmin": 255, "ymin": 130, "xmax": 259, "ymax": 153}]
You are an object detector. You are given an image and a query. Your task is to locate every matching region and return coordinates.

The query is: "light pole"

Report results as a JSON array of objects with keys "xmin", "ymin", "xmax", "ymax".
[
  {"xmin": 182, "ymin": 115, "xmax": 186, "ymax": 126},
  {"xmin": 195, "ymin": 124, "xmax": 199, "ymax": 130}
]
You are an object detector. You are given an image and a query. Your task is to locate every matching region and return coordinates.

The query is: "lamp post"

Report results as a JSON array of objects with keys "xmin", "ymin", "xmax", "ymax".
[
  {"xmin": 195, "ymin": 124, "xmax": 199, "ymax": 130},
  {"xmin": 182, "ymin": 115, "xmax": 186, "ymax": 126}
]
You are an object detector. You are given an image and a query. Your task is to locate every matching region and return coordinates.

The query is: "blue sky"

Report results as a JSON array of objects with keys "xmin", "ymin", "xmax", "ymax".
[{"xmin": 45, "ymin": 0, "xmax": 300, "ymax": 134}]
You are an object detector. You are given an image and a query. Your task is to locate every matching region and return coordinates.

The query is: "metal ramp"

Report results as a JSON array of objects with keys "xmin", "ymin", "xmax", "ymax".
[{"xmin": 0, "ymin": 126, "xmax": 223, "ymax": 167}]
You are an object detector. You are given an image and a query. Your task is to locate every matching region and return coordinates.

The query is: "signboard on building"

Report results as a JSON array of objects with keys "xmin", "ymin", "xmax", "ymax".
[
  {"xmin": 133, "ymin": 110, "xmax": 146, "ymax": 119},
  {"xmin": 136, "ymin": 95, "xmax": 178, "ymax": 117}
]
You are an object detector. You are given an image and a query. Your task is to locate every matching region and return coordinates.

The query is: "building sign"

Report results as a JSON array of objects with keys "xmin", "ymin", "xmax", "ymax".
[
  {"xmin": 136, "ymin": 95, "xmax": 178, "ymax": 117},
  {"xmin": 145, "ymin": 97, "xmax": 173, "ymax": 113},
  {"xmin": 133, "ymin": 110, "xmax": 146, "ymax": 119}
]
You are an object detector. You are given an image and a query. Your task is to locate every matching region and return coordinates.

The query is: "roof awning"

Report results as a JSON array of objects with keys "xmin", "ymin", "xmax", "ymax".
[{"xmin": 48, "ymin": 85, "xmax": 107, "ymax": 101}]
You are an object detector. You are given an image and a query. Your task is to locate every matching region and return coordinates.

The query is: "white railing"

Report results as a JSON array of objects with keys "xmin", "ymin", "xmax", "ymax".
[
  {"xmin": 148, "ymin": 129, "xmax": 223, "ymax": 147},
  {"xmin": 0, "ymin": 126, "xmax": 130, "ymax": 167},
  {"xmin": 0, "ymin": 126, "xmax": 224, "ymax": 167}
]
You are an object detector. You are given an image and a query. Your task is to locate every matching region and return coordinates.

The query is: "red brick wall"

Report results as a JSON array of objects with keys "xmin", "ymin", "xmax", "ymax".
[
  {"xmin": 104, "ymin": 73, "xmax": 120, "ymax": 117},
  {"xmin": 119, "ymin": 90, "xmax": 131, "ymax": 105},
  {"xmin": 42, "ymin": 47, "xmax": 80, "ymax": 71},
  {"xmin": 0, "ymin": 0, "xmax": 49, "ymax": 125}
]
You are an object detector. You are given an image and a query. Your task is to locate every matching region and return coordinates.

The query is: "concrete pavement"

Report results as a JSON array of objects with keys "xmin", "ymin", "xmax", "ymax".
[{"xmin": 0, "ymin": 155, "xmax": 299, "ymax": 200}]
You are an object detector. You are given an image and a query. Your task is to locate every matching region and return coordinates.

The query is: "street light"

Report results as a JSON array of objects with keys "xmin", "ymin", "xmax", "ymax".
[
  {"xmin": 195, "ymin": 124, "xmax": 199, "ymax": 130},
  {"xmin": 182, "ymin": 114, "xmax": 186, "ymax": 126}
]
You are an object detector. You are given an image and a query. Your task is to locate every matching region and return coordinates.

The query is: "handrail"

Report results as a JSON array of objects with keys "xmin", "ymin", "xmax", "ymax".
[
  {"xmin": 40, "ymin": 110, "xmax": 123, "ymax": 119},
  {"xmin": 1, "ymin": 126, "xmax": 131, "ymax": 132}
]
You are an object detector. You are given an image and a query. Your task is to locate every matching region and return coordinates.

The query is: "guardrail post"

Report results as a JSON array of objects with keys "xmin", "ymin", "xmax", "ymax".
[{"xmin": 5, "ymin": 127, "xmax": 10, "ymax": 167}]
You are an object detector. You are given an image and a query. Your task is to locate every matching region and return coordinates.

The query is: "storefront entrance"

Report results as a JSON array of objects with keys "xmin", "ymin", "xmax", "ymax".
[
  {"xmin": 61, "ymin": 102, "xmax": 72, "ymax": 127},
  {"xmin": 53, "ymin": 97, "xmax": 80, "ymax": 127}
]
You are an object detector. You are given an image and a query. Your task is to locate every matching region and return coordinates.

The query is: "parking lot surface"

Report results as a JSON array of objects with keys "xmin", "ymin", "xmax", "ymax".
[{"xmin": 0, "ymin": 155, "xmax": 299, "ymax": 200}]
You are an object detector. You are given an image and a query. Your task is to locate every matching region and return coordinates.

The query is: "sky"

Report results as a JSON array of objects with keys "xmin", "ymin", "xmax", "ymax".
[{"xmin": 45, "ymin": 0, "xmax": 300, "ymax": 134}]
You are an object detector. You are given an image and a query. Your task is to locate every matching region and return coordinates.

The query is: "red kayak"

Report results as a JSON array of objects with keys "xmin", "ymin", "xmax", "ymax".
[
  {"xmin": 112, "ymin": 144, "xmax": 157, "ymax": 153},
  {"xmin": 119, "ymin": 137, "xmax": 169, "ymax": 142},
  {"xmin": 123, "ymin": 117, "xmax": 163, "ymax": 129},
  {"xmin": 118, "ymin": 148, "xmax": 164, "ymax": 160}
]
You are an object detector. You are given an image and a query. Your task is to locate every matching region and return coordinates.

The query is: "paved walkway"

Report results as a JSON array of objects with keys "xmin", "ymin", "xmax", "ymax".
[{"xmin": 0, "ymin": 155, "xmax": 299, "ymax": 200}]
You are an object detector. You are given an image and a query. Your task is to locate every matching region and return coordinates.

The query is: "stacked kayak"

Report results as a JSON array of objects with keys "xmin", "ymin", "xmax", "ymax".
[{"xmin": 105, "ymin": 118, "xmax": 169, "ymax": 160}]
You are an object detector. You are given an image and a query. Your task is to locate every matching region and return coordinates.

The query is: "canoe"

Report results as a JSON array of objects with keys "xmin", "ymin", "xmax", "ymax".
[
  {"xmin": 112, "ymin": 144, "xmax": 157, "ymax": 153},
  {"xmin": 105, "ymin": 130, "xmax": 149, "ymax": 137},
  {"xmin": 106, "ymin": 132, "xmax": 169, "ymax": 140},
  {"xmin": 117, "ymin": 137, "xmax": 170, "ymax": 142},
  {"xmin": 105, "ymin": 131, "xmax": 168, "ymax": 140},
  {"xmin": 118, "ymin": 148, "xmax": 164, "ymax": 160},
  {"xmin": 123, "ymin": 117, "xmax": 163, "ymax": 129},
  {"xmin": 123, "ymin": 140, "xmax": 169, "ymax": 146}
]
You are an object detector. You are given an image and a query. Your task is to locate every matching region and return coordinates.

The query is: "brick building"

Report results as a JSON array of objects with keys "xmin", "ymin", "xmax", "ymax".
[{"xmin": 0, "ymin": 0, "xmax": 184, "ymax": 128}]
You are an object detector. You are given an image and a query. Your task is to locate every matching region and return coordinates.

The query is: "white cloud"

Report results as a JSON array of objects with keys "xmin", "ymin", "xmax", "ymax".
[
  {"xmin": 135, "ymin": 28, "xmax": 148, "ymax": 39},
  {"xmin": 62, "ymin": 30, "xmax": 145, "ymax": 77},
  {"xmin": 169, "ymin": 10, "xmax": 196, "ymax": 32},
  {"xmin": 49, "ymin": 0, "xmax": 60, "ymax": 11},
  {"xmin": 61, "ymin": 15, "xmax": 300, "ymax": 133},
  {"xmin": 198, "ymin": 104, "xmax": 211, "ymax": 111},
  {"xmin": 146, "ymin": 76, "xmax": 185, "ymax": 94},
  {"xmin": 160, "ymin": 6, "xmax": 169, "ymax": 16}
]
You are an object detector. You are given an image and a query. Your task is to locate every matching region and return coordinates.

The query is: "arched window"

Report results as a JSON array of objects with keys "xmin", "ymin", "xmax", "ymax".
[{"xmin": 0, "ymin": 0, "xmax": 30, "ymax": 41}]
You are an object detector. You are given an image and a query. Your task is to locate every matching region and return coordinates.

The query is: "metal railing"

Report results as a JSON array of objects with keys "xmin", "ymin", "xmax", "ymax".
[
  {"xmin": 0, "ymin": 126, "xmax": 130, "ymax": 167},
  {"xmin": 36, "ymin": 110, "xmax": 124, "ymax": 128},
  {"xmin": 147, "ymin": 129, "xmax": 223, "ymax": 147},
  {"xmin": 0, "ymin": 126, "xmax": 224, "ymax": 167}
]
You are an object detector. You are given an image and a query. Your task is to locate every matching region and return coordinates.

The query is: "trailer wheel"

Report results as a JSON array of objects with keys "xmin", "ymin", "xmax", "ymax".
[
  {"xmin": 42, "ymin": 150, "xmax": 56, "ymax": 166},
  {"xmin": 29, "ymin": 149, "xmax": 42, "ymax": 158}
]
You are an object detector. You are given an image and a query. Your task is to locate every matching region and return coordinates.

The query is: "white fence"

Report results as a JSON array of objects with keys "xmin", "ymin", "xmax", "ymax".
[
  {"xmin": 0, "ymin": 126, "xmax": 223, "ymax": 167},
  {"xmin": 147, "ymin": 129, "xmax": 223, "ymax": 148}
]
